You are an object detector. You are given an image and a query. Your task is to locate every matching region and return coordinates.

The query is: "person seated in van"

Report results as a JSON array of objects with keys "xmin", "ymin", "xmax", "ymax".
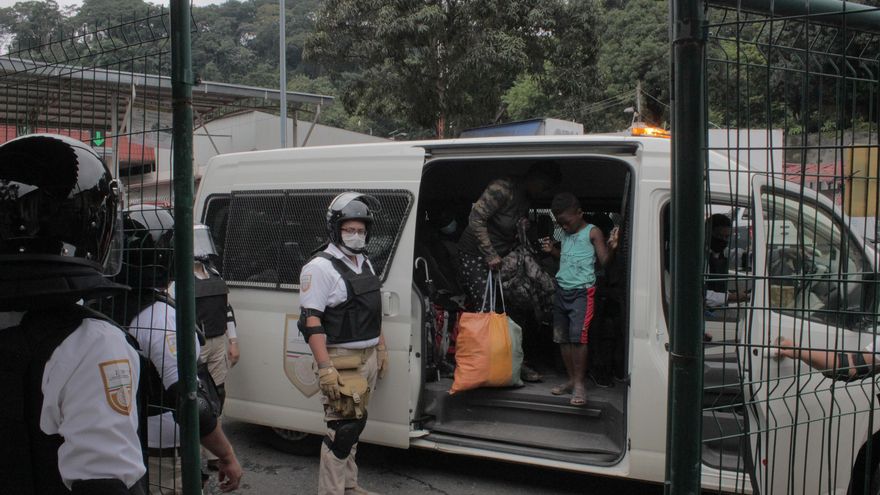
[
  {"xmin": 414, "ymin": 208, "xmax": 463, "ymax": 295},
  {"xmin": 705, "ymin": 214, "xmax": 749, "ymax": 321},
  {"xmin": 456, "ymin": 162, "xmax": 561, "ymax": 382},
  {"xmin": 542, "ymin": 193, "xmax": 619, "ymax": 405}
]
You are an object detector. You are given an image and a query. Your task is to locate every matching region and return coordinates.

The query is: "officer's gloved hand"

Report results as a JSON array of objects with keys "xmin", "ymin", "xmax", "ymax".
[
  {"xmin": 377, "ymin": 345, "xmax": 389, "ymax": 379},
  {"xmin": 318, "ymin": 366, "xmax": 343, "ymax": 400}
]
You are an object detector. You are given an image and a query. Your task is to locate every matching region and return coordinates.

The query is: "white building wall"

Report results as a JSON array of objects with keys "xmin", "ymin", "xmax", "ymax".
[{"xmin": 708, "ymin": 128, "xmax": 785, "ymax": 173}]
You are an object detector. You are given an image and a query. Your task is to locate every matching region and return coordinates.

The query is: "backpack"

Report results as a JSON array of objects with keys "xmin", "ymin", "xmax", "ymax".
[{"xmin": 0, "ymin": 304, "xmax": 149, "ymax": 495}]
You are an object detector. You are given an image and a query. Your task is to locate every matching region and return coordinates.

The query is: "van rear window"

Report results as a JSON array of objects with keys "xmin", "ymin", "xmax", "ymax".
[{"xmin": 216, "ymin": 189, "xmax": 413, "ymax": 290}]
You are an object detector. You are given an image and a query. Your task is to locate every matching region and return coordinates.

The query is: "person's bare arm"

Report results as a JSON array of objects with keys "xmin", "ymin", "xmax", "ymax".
[
  {"xmin": 778, "ymin": 338, "xmax": 877, "ymax": 380},
  {"xmin": 200, "ymin": 424, "xmax": 242, "ymax": 492},
  {"xmin": 592, "ymin": 226, "xmax": 618, "ymax": 267}
]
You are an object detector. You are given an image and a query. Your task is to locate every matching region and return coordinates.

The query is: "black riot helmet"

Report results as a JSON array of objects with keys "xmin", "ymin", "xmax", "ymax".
[
  {"xmin": 325, "ymin": 192, "xmax": 377, "ymax": 254},
  {"xmin": 118, "ymin": 206, "xmax": 175, "ymax": 290},
  {"xmin": 0, "ymin": 134, "xmax": 121, "ymax": 270},
  {"xmin": 0, "ymin": 134, "xmax": 128, "ymax": 310}
]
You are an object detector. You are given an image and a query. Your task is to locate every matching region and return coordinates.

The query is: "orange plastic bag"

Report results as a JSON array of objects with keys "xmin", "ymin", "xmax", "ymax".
[
  {"xmin": 449, "ymin": 272, "xmax": 522, "ymax": 394},
  {"xmin": 449, "ymin": 312, "xmax": 513, "ymax": 393}
]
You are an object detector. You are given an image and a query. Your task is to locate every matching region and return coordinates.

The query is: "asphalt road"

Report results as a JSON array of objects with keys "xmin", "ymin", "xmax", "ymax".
[{"xmin": 203, "ymin": 419, "xmax": 665, "ymax": 495}]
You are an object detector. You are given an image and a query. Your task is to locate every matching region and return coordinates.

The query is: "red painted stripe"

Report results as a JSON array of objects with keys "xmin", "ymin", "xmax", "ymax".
[{"xmin": 580, "ymin": 287, "xmax": 595, "ymax": 344}]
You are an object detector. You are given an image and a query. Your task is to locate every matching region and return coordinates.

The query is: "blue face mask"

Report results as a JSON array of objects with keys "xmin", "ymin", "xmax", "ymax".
[{"xmin": 440, "ymin": 219, "xmax": 457, "ymax": 235}]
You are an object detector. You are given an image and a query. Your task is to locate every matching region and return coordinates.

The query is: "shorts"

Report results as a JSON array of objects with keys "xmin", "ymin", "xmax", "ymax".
[{"xmin": 553, "ymin": 286, "xmax": 596, "ymax": 344}]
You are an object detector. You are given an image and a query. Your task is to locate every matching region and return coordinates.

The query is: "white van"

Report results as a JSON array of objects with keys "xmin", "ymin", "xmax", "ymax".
[{"xmin": 194, "ymin": 135, "xmax": 880, "ymax": 493}]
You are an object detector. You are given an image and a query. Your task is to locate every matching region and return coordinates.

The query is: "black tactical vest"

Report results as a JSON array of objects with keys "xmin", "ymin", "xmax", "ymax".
[
  {"xmin": 314, "ymin": 252, "xmax": 382, "ymax": 345},
  {"xmin": 194, "ymin": 271, "xmax": 230, "ymax": 339}
]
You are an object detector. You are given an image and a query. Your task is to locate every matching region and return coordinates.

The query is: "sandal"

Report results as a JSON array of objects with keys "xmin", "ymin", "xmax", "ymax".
[
  {"xmin": 570, "ymin": 388, "xmax": 587, "ymax": 406},
  {"xmin": 521, "ymin": 364, "xmax": 543, "ymax": 383},
  {"xmin": 551, "ymin": 383, "xmax": 573, "ymax": 396}
]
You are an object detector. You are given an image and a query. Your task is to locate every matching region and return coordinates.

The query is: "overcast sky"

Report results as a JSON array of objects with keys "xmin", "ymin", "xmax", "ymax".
[{"xmin": 0, "ymin": 0, "xmax": 227, "ymax": 8}]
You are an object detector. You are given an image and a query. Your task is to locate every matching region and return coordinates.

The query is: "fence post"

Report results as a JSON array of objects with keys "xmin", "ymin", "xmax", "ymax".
[
  {"xmin": 666, "ymin": 0, "xmax": 707, "ymax": 493},
  {"xmin": 170, "ymin": 1, "xmax": 200, "ymax": 493}
]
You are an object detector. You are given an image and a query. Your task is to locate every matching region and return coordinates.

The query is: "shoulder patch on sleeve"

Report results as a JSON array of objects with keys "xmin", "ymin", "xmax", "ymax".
[
  {"xmin": 165, "ymin": 333, "xmax": 178, "ymax": 357},
  {"xmin": 301, "ymin": 274, "xmax": 312, "ymax": 292},
  {"xmin": 99, "ymin": 359, "xmax": 134, "ymax": 415}
]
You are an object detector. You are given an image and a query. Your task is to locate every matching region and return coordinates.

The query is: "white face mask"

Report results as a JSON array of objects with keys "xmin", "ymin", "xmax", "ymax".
[
  {"xmin": 341, "ymin": 231, "xmax": 366, "ymax": 251},
  {"xmin": 440, "ymin": 219, "xmax": 457, "ymax": 235}
]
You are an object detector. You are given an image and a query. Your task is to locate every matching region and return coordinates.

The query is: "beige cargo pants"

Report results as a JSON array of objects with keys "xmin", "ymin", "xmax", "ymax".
[{"xmin": 318, "ymin": 346, "xmax": 378, "ymax": 495}]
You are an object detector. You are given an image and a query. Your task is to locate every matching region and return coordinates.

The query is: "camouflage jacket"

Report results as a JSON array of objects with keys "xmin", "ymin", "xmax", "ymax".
[{"xmin": 458, "ymin": 177, "xmax": 528, "ymax": 261}]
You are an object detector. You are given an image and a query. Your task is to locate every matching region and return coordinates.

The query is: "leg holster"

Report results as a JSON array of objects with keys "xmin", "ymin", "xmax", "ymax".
[{"xmin": 327, "ymin": 354, "xmax": 371, "ymax": 419}]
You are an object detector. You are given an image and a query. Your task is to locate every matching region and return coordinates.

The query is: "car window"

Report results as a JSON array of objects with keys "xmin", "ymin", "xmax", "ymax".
[{"xmin": 761, "ymin": 190, "xmax": 873, "ymax": 329}]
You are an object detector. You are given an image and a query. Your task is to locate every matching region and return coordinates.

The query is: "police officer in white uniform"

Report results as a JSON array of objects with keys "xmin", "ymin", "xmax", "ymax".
[
  {"xmin": 192, "ymin": 224, "xmax": 238, "ymax": 471},
  {"xmin": 0, "ymin": 134, "xmax": 147, "ymax": 495},
  {"xmin": 113, "ymin": 207, "xmax": 242, "ymax": 494},
  {"xmin": 299, "ymin": 192, "xmax": 389, "ymax": 495}
]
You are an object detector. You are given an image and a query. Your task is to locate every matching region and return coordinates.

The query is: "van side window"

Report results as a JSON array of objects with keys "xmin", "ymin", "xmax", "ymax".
[
  {"xmin": 659, "ymin": 203, "xmax": 754, "ymax": 325},
  {"xmin": 202, "ymin": 194, "xmax": 231, "ymax": 271},
  {"xmin": 218, "ymin": 189, "xmax": 413, "ymax": 290},
  {"xmin": 761, "ymin": 190, "xmax": 873, "ymax": 330}
]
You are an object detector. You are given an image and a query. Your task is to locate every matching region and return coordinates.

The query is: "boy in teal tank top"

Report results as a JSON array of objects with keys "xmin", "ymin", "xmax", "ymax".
[{"xmin": 542, "ymin": 192, "xmax": 619, "ymax": 406}]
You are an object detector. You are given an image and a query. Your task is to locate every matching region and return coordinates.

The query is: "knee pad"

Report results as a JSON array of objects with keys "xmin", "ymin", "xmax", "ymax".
[{"xmin": 325, "ymin": 416, "xmax": 368, "ymax": 459}]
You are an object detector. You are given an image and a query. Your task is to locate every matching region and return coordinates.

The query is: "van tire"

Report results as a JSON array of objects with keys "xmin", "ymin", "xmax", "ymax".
[{"xmin": 268, "ymin": 427, "xmax": 322, "ymax": 456}]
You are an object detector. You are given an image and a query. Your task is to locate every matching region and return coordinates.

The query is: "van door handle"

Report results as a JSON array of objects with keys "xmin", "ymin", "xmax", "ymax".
[{"xmin": 382, "ymin": 291, "xmax": 399, "ymax": 317}]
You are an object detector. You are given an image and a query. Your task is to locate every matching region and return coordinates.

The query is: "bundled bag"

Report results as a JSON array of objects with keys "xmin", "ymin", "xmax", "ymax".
[{"xmin": 449, "ymin": 272, "xmax": 524, "ymax": 394}]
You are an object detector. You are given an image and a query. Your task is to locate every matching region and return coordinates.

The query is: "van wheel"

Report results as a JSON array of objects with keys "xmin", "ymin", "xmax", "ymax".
[{"xmin": 267, "ymin": 427, "xmax": 322, "ymax": 456}]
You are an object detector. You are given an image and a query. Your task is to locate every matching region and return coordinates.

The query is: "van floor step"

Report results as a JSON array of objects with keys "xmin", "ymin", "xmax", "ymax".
[
  {"xmin": 466, "ymin": 398, "xmax": 603, "ymax": 418},
  {"xmin": 427, "ymin": 419, "xmax": 621, "ymax": 454},
  {"xmin": 419, "ymin": 432, "xmax": 622, "ymax": 466},
  {"xmin": 425, "ymin": 376, "xmax": 625, "ymax": 418}
]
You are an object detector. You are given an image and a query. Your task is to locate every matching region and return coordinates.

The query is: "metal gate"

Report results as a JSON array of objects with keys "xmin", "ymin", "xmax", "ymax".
[
  {"xmin": 0, "ymin": 3, "xmax": 201, "ymax": 493},
  {"xmin": 669, "ymin": 0, "xmax": 880, "ymax": 493}
]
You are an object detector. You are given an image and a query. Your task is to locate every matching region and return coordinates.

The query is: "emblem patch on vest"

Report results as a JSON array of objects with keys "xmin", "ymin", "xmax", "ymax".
[
  {"xmin": 99, "ymin": 359, "xmax": 134, "ymax": 415},
  {"xmin": 301, "ymin": 274, "xmax": 312, "ymax": 292}
]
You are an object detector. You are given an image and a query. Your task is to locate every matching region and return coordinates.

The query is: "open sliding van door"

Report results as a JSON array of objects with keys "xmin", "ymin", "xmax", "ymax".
[
  {"xmin": 743, "ymin": 174, "xmax": 880, "ymax": 494},
  {"xmin": 203, "ymin": 143, "xmax": 425, "ymax": 449}
]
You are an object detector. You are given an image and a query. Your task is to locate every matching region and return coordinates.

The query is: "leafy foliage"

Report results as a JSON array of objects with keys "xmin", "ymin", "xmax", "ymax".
[
  {"xmin": 0, "ymin": 0, "xmax": 646, "ymax": 137},
  {"xmin": 305, "ymin": 0, "xmax": 591, "ymax": 138}
]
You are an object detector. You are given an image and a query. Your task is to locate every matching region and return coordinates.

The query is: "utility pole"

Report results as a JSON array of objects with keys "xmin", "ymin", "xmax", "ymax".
[
  {"xmin": 636, "ymin": 80, "xmax": 643, "ymax": 124},
  {"xmin": 279, "ymin": 0, "xmax": 287, "ymax": 147}
]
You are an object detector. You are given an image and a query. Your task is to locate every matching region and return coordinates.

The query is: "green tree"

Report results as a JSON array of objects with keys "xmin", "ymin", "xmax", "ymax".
[
  {"xmin": 0, "ymin": 1, "xmax": 69, "ymax": 53},
  {"xmin": 503, "ymin": 73, "xmax": 551, "ymax": 121},
  {"xmin": 594, "ymin": 0, "xmax": 669, "ymax": 131},
  {"xmin": 306, "ymin": 0, "xmax": 571, "ymax": 138}
]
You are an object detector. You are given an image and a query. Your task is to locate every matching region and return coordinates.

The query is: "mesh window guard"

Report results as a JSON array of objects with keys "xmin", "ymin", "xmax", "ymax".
[{"xmin": 219, "ymin": 189, "xmax": 414, "ymax": 290}]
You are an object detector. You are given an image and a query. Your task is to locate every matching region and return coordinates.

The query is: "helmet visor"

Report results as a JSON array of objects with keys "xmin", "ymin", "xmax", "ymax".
[
  {"xmin": 102, "ymin": 179, "xmax": 124, "ymax": 277},
  {"xmin": 193, "ymin": 224, "xmax": 218, "ymax": 260}
]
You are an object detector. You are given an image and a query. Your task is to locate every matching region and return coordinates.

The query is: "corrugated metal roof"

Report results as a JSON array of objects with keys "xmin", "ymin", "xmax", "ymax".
[{"xmin": 0, "ymin": 57, "xmax": 334, "ymax": 130}]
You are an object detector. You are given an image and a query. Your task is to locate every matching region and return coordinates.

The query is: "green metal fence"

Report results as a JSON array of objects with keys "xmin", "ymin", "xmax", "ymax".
[
  {"xmin": 669, "ymin": 0, "xmax": 880, "ymax": 493},
  {"xmin": 0, "ymin": 2, "xmax": 200, "ymax": 493}
]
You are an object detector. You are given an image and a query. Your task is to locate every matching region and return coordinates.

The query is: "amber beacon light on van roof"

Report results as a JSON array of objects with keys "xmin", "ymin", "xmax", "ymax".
[{"xmin": 630, "ymin": 124, "xmax": 671, "ymax": 138}]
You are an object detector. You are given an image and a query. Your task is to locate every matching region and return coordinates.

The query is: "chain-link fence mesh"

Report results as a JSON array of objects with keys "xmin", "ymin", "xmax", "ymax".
[
  {"xmin": 0, "ymin": 5, "xmax": 203, "ymax": 493},
  {"xmin": 691, "ymin": 1, "xmax": 880, "ymax": 493}
]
